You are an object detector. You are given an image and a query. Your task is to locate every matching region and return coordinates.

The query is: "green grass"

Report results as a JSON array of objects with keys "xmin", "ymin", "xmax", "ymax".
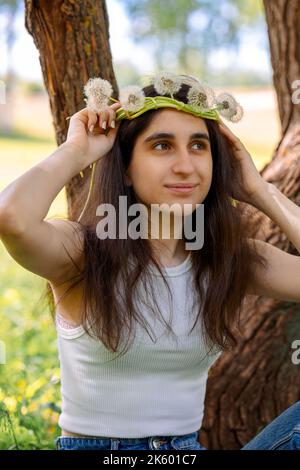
[
  {"xmin": 0, "ymin": 134, "xmax": 65, "ymax": 449},
  {"xmin": 0, "ymin": 256, "xmax": 61, "ymax": 449}
]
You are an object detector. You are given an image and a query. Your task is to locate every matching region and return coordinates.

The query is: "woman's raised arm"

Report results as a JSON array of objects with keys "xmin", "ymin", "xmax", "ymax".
[{"xmin": 0, "ymin": 104, "xmax": 120, "ymax": 284}]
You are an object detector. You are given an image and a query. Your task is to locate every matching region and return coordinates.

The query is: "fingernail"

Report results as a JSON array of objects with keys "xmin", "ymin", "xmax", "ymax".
[
  {"xmin": 111, "ymin": 120, "xmax": 115, "ymax": 128},
  {"xmin": 102, "ymin": 121, "xmax": 107, "ymax": 129},
  {"xmin": 89, "ymin": 124, "xmax": 94, "ymax": 132}
]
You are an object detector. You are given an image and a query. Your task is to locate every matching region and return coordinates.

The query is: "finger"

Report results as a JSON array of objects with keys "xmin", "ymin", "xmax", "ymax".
[
  {"xmin": 219, "ymin": 120, "xmax": 230, "ymax": 131},
  {"xmin": 219, "ymin": 123, "xmax": 238, "ymax": 141},
  {"xmin": 98, "ymin": 110, "xmax": 109, "ymax": 129},
  {"xmin": 105, "ymin": 118, "xmax": 121, "ymax": 137},
  {"xmin": 110, "ymin": 102, "xmax": 122, "ymax": 127},
  {"xmin": 222, "ymin": 132, "xmax": 243, "ymax": 152},
  {"xmin": 219, "ymin": 124, "xmax": 232, "ymax": 134},
  {"xmin": 218, "ymin": 118, "xmax": 231, "ymax": 129},
  {"xmin": 109, "ymin": 101, "xmax": 122, "ymax": 110},
  {"xmin": 106, "ymin": 107, "xmax": 119, "ymax": 128},
  {"xmin": 87, "ymin": 109, "xmax": 99, "ymax": 133},
  {"xmin": 218, "ymin": 124, "xmax": 241, "ymax": 148},
  {"xmin": 70, "ymin": 107, "xmax": 90, "ymax": 124},
  {"xmin": 101, "ymin": 102, "xmax": 122, "ymax": 128},
  {"xmin": 219, "ymin": 121, "xmax": 238, "ymax": 140}
]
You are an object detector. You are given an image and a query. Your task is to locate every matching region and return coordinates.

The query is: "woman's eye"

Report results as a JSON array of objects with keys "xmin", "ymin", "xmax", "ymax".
[
  {"xmin": 153, "ymin": 142, "xmax": 206, "ymax": 151},
  {"xmin": 192, "ymin": 142, "xmax": 206, "ymax": 150},
  {"xmin": 153, "ymin": 142, "xmax": 169, "ymax": 151}
]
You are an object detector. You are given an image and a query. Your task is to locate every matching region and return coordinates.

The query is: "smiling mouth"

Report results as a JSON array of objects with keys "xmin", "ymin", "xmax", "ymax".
[{"xmin": 164, "ymin": 184, "xmax": 199, "ymax": 193}]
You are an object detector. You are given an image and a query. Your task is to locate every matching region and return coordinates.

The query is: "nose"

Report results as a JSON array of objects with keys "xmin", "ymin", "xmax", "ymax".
[{"xmin": 172, "ymin": 149, "xmax": 195, "ymax": 174}]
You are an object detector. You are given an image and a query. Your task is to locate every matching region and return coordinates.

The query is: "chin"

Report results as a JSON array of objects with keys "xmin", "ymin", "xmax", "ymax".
[{"xmin": 156, "ymin": 201, "xmax": 199, "ymax": 217}]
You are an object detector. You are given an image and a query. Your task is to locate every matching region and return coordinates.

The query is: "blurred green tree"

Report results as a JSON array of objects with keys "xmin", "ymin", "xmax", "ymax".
[
  {"xmin": 0, "ymin": 0, "xmax": 20, "ymax": 132},
  {"xmin": 121, "ymin": 0, "xmax": 265, "ymax": 81},
  {"xmin": 0, "ymin": 0, "xmax": 20, "ymax": 76}
]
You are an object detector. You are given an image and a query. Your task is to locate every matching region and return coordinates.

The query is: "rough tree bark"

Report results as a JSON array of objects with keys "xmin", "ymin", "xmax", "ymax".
[
  {"xmin": 24, "ymin": 0, "xmax": 118, "ymax": 219},
  {"xmin": 201, "ymin": 0, "xmax": 300, "ymax": 449}
]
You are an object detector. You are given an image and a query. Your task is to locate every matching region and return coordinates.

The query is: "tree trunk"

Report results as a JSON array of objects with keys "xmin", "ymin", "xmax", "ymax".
[
  {"xmin": 201, "ymin": 0, "xmax": 300, "ymax": 449},
  {"xmin": 24, "ymin": 0, "xmax": 118, "ymax": 219}
]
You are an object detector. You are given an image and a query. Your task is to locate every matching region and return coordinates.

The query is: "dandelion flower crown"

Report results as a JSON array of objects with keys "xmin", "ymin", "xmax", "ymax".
[
  {"xmin": 83, "ymin": 71, "xmax": 244, "ymax": 123},
  {"xmin": 77, "ymin": 71, "xmax": 243, "ymax": 221}
]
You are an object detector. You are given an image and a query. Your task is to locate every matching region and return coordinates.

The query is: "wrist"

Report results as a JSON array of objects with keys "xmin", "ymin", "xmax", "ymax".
[
  {"xmin": 60, "ymin": 141, "xmax": 85, "ymax": 159},
  {"xmin": 58, "ymin": 142, "xmax": 86, "ymax": 175},
  {"xmin": 251, "ymin": 181, "xmax": 274, "ymax": 212}
]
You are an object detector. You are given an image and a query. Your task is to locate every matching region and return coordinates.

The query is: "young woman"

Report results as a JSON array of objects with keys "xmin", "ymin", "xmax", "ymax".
[{"xmin": 1, "ymin": 73, "xmax": 300, "ymax": 451}]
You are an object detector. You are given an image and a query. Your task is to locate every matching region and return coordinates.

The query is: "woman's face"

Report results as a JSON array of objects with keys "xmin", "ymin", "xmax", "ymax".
[{"xmin": 125, "ymin": 108, "xmax": 213, "ymax": 217}]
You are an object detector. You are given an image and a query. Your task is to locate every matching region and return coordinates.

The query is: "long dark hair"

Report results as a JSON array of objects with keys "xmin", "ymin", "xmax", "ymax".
[{"xmin": 43, "ymin": 80, "xmax": 268, "ymax": 358}]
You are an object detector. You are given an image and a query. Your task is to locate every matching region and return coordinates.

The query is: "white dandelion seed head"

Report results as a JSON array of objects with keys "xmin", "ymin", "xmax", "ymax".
[
  {"xmin": 229, "ymin": 104, "xmax": 244, "ymax": 122},
  {"xmin": 178, "ymin": 74, "xmax": 202, "ymax": 88},
  {"xmin": 215, "ymin": 92, "xmax": 240, "ymax": 120},
  {"xmin": 119, "ymin": 85, "xmax": 145, "ymax": 113},
  {"xmin": 83, "ymin": 77, "xmax": 113, "ymax": 113},
  {"xmin": 152, "ymin": 71, "xmax": 183, "ymax": 96},
  {"xmin": 187, "ymin": 83, "xmax": 216, "ymax": 109}
]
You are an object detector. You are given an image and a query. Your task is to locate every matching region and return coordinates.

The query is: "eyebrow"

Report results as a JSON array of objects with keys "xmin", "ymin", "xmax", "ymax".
[{"xmin": 143, "ymin": 131, "xmax": 210, "ymax": 144}]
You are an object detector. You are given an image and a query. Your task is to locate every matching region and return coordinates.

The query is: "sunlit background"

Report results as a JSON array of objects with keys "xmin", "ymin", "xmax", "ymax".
[{"xmin": 0, "ymin": 0, "xmax": 281, "ymax": 449}]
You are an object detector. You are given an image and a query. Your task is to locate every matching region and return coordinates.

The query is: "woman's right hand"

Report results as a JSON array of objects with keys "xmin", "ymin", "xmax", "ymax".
[{"xmin": 64, "ymin": 102, "xmax": 122, "ymax": 169}]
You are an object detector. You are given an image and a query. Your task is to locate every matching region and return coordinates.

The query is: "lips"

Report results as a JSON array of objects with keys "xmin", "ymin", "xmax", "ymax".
[
  {"xmin": 164, "ymin": 183, "xmax": 198, "ymax": 194},
  {"xmin": 164, "ymin": 183, "xmax": 198, "ymax": 188}
]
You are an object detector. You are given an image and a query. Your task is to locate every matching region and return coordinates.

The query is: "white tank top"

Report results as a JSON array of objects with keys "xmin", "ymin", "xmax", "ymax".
[{"xmin": 55, "ymin": 252, "xmax": 222, "ymax": 438}]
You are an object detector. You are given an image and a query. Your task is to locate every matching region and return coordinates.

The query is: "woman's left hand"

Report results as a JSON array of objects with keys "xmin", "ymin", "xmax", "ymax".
[{"xmin": 218, "ymin": 119, "xmax": 268, "ymax": 205}]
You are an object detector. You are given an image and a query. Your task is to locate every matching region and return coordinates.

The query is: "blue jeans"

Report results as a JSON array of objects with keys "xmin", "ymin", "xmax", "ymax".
[
  {"xmin": 54, "ymin": 400, "xmax": 300, "ymax": 450},
  {"xmin": 54, "ymin": 431, "xmax": 205, "ymax": 451}
]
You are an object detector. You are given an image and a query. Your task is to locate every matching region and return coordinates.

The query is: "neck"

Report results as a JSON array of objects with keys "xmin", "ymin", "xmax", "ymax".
[{"xmin": 146, "ymin": 208, "xmax": 189, "ymax": 266}]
